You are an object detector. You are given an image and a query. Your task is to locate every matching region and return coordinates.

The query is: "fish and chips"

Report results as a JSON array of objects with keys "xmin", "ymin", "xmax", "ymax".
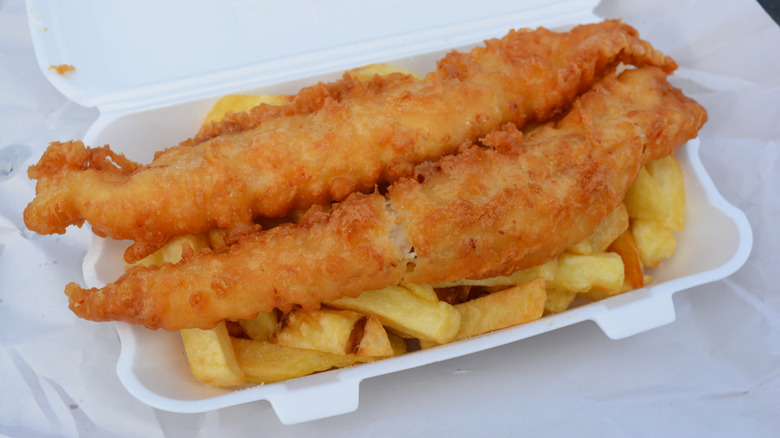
[{"xmin": 23, "ymin": 21, "xmax": 705, "ymax": 387}]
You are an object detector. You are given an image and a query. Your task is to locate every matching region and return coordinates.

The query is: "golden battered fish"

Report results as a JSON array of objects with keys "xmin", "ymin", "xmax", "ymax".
[
  {"xmin": 25, "ymin": 20, "xmax": 676, "ymax": 263},
  {"xmin": 392, "ymin": 67, "xmax": 707, "ymax": 285},
  {"xmin": 65, "ymin": 67, "xmax": 706, "ymax": 330}
]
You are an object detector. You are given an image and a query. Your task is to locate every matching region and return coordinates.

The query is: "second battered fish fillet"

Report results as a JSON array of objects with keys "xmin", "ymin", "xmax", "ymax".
[
  {"xmin": 392, "ymin": 67, "xmax": 707, "ymax": 284},
  {"xmin": 26, "ymin": 20, "xmax": 676, "ymax": 263},
  {"xmin": 65, "ymin": 67, "xmax": 707, "ymax": 330}
]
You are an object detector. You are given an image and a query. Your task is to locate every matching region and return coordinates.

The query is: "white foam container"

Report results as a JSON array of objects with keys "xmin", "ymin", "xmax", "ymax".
[{"xmin": 27, "ymin": 0, "xmax": 752, "ymax": 425}]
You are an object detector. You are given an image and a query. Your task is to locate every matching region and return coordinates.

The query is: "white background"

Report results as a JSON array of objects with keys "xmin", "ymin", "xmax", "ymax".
[{"xmin": 1, "ymin": 0, "xmax": 779, "ymax": 436}]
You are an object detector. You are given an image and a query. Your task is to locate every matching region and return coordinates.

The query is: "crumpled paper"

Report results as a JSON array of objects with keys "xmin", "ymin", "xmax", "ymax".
[{"xmin": 1, "ymin": 0, "xmax": 778, "ymax": 436}]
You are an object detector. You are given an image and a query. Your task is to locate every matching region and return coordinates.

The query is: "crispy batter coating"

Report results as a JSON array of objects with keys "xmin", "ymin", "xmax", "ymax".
[
  {"xmin": 66, "ymin": 193, "xmax": 408, "ymax": 330},
  {"xmin": 25, "ymin": 20, "xmax": 676, "ymax": 263},
  {"xmin": 392, "ymin": 67, "xmax": 708, "ymax": 284},
  {"xmin": 65, "ymin": 67, "xmax": 706, "ymax": 330}
]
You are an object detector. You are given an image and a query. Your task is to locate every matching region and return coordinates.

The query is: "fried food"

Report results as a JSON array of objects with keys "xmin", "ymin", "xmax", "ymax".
[
  {"xmin": 65, "ymin": 67, "xmax": 707, "ymax": 331},
  {"xmin": 389, "ymin": 66, "xmax": 705, "ymax": 285},
  {"xmin": 327, "ymin": 283, "xmax": 463, "ymax": 344},
  {"xmin": 25, "ymin": 20, "xmax": 676, "ymax": 263},
  {"xmin": 180, "ymin": 321, "xmax": 245, "ymax": 387},
  {"xmin": 67, "ymin": 193, "xmax": 410, "ymax": 330},
  {"xmin": 190, "ymin": 153, "xmax": 688, "ymax": 386},
  {"xmin": 442, "ymin": 278, "xmax": 546, "ymax": 345}
]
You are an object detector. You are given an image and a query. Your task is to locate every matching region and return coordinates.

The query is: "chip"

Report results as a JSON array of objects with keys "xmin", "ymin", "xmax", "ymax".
[
  {"xmin": 631, "ymin": 219, "xmax": 677, "ymax": 268},
  {"xmin": 328, "ymin": 284, "xmax": 462, "ymax": 344},
  {"xmin": 625, "ymin": 156, "xmax": 685, "ymax": 231},
  {"xmin": 180, "ymin": 321, "xmax": 245, "ymax": 387},
  {"xmin": 271, "ymin": 308, "xmax": 393, "ymax": 357},
  {"xmin": 239, "ymin": 311, "xmax": 278, "ymax": 341},
  {"xmin": 433, "ymin": 278, "xmax": 546, "ymax": 345},
  {"xmin": 547, "ymin": 252, "xmax": 625, "ymax": 295},
  {"xmin": 567, "ymin": 204, "xmax": 629, "ymax": 255},
  {"xmin": 232, "ymin": 337, "xmax": 368, "ymax": 385},
  {"xmin": 608, "ymin": 229, "xmax": 645, "ymax": 290}
]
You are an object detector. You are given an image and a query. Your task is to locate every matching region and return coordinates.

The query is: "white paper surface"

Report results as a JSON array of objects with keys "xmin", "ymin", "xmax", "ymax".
[{"xmin": 1, "ymin": 0, "xmax": 778, "ymax": 436}]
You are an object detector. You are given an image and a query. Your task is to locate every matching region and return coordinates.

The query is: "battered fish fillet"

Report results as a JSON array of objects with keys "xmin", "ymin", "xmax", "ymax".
[
  {"xmin": 392, "ymin": 67, "xmax": 707, "ymax": 285},
  {"xmin": 65, "ymin": 67, "xmax": 707, "ymax": 330},
  {"xmin": 25, "ymin": 20, "xmax": 676, "ymax": 263}
]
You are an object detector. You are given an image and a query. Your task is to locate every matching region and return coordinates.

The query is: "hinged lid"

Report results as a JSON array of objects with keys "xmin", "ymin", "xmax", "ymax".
[{"xmin": 27, "ymin": 0, "xmax": 599, "ymax": 111}]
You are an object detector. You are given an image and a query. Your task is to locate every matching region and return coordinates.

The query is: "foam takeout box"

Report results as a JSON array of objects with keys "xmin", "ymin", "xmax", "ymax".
[{"xmin": 26, "ymin": 0, "xmax": 753, "ymax": 425}]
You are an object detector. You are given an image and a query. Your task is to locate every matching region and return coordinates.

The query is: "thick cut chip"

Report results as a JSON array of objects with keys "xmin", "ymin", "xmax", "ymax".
[
  {"xmin": 327, "ymin": 285, "xmax": 461, "ymax": 344},
  {"xmin": 180, "ymin": 321, "xmax": 245, "ymax": 387},
  {"xmin": 624, "ymin": 166, "xmax": 665, "ymax": 222},
  {"xmin": 239, "ymin": 311, "xmax": 278, "ymax": 341},
  {"xmin": 356, "ymin": 317, "xmax": 397, "ymax": 357},
  {"xmin": 645, "ymin": 155, "xmax": 685, "ymax": 231},
  {"xmin": 401, "ymin": 283, "xmax": 440, "ymax": 302},
  {"xmin": 272, "ymin": 308, "xmax": 393, "ymax": 357},
  {"xmin": 631, "ymin": 219, "xmax": 677, "ymax": 268},
  {"xmin": 232, "ymin": 337, "xmax": 370, "ymax": 384},
  {"xmin": 608, "ymin": 229, "xmax": 645, "ymax": 290},
  {"xmin": 431, "ymin": 260, "xmax": 558, "ymax": 289},
  {"xmin": 567, "ymin": 204, "xmax": 629, "ymax": 255},
  {"xmin": 624, "ymin": 156, "xmax": 685, "ymax": 231},
  {"xmin": 387, "ymin": 332, "xmax": 408, "ymax": 356},
  {"xmin": 451, "ymin": 278, "xmax": 546, "ymax": 341},
  {"xmin": 548, "ymin": 252, "xmax": 625, "ymax": 294},
  {"xmin": 544, "ymin": 287, "xmax": 578, "ymax": 314},
  {"xmin": 421, "ymin": 279, "xmax": 546, "ymax": 348}
]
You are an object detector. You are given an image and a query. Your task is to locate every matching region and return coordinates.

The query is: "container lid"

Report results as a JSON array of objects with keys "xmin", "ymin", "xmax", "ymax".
[{"xmin": 26, "ymin": 0, "xmax": 600, "ymax": 111}]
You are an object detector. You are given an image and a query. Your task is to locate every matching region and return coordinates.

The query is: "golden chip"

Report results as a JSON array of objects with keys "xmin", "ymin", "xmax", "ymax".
[{"xmin": 180, "ymin": 321, "xmax": 245, "ymax": 387}]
